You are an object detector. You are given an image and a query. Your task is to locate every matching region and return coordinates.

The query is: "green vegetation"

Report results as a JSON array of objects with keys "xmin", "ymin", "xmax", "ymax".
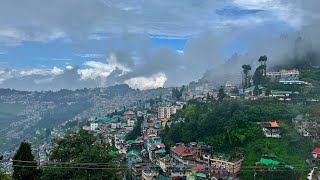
[
  {"xmin": 126, "ymin": 116, "xmax": 144, "ymax": 140},
  {"xmin": 41, "ymin": 130, "xmax": 120, "ymax": 179},
  {"xmin": 242, "ymin": 64, "xmax": 252, "ymax": 89},
  {"xmin": 13, "ymin": 141, "xmax": 39, "ymax": 180},
  {"xmin": 161, "ymin": 100, "xmax": 314, "ymax": 179},
  {"xmin": 172, "ymin": 85, "xmax": 186, "ymax": 99},
  {"xmin": 0, "ymin": 103, "xmax": 26, "ymax": 152},
  {"xmin": 0, "ymin": 172, "xmax": 10, "ymax": 180}
]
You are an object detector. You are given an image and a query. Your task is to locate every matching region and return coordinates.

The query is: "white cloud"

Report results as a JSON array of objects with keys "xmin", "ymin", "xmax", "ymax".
[
  {"xmin": 51, "ymin": 66, "xmax": 63, "ymax": 75},
  {"xmin": 66, "ymin": 65, "xmax": 73, "ymax": 70},
  {"xmin": 78, "ymin": 54, "xmax": 131, "ymax": 80},
  {"xmin": 124, "ymin": 73, "xmax": 167, "ymax": 90}
]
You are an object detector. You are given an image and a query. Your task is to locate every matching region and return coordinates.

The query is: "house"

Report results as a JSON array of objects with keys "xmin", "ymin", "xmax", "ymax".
[
  {"xmin": 259, "ymin": 121, "xmax": 281, "ymax": 138},
  {"xmin": 90, "ymin": 122, "xmax": 98, "ymax": 131},
  {"xmin": 157, "ymin": 156, "xmax": 174, "ymax": 172},
  {"xmin": 158, "ymin": 106, "xmax": 177, "ymax": 119},
  {"xmin": 267, "ymin": 69, "xmax": 300, "ymax": 80},
  {"xmin": 279, "ymin": 77, "xmax": 307, "ymax": 85},
  {"xmin": 209, "ymin": 154, "xmax": 243, "ymax": 176},
  {"xmin": 170, "ymin": 144, "xmax": 195, "ymax": 166},
  {"xmin": 142, "ymin": 169, "xmax": 159, "ymax": 180},
  {"xmin": 130, "ymin": 164, "xmax": 143, "ymax": 180},
  {"xmin": 312, "ymin": 148, "xmax": 320, "ymax": 159}
]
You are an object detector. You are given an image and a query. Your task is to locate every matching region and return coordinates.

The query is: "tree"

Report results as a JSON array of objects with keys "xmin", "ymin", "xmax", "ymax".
[
  {"xmin": 0, "ymin": 172, "xmax": 10, "ymax": 180},
  {"xmin": 126, "ymin": 116, "xmax": 144, "ymax": 140},
  {"xmin": 41, "ymin": 130, "xmax": 119, "ymax": 179},
  {"xmin": 242, "ymin": 64, "xmax": 252, "ymax": 89},
  {"xmin": 253, "ymin": 65, "xmax": 265, "ymax": 86},
  {"xmin": 13, "ymin": 141, "xmax": 38, "ymax": 180},
  {"xmin": 218, "ymin": 86, "xmax": 226, "ymax": 101},
  {"xmin": 258, "ymin": 55, "xmax": 268, "ymax": 76}
]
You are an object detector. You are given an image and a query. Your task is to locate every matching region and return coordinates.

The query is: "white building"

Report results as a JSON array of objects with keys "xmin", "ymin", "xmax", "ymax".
[
  {"xmin": 90, "ymin": 122, "xmax": 98, "ymax": 131},
  {"xmin": 158, "ymin": 106, "xmax": 177, "ymax": 119},
  {"xmin": 266, "ymin": 69, "xmax": 299, "ymax": 80}
]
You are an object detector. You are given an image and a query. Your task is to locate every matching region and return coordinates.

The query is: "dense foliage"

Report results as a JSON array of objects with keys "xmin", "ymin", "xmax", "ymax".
[
  {"xmin": 13, "ymin": 141, "xmax": 39, "ymax": 180},
  {"xmin": 126, "ymin": 116, "xmax": 144, "ymax": 140},
  {"xmin": 40, "ymin": 130, "xmax": 121, "ymax": 180},
  {"xmin": 161, "ymin": 100, "xmax": 314, "ymax": 179}
]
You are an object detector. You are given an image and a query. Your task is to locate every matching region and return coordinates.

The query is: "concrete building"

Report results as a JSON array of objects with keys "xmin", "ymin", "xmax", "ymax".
[
  {"xmin": 90, "ymin": 122, "xmax": 98, "ymax": 131},
  {"xmin": 209, "ymin": 154, "xmax": 243, "ymax": 176},
  {"xmin": 266, "ymin": 69, "xmax": 300, "ymax": 80},
  {"xmin": 158, "ymin": 106, "xmax": 177, "ymax": 119}
]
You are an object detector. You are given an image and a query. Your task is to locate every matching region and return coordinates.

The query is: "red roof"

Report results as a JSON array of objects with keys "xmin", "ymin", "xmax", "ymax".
[
  {"xmin": 126, "ymin": 111, "xmax": 135, "ymax": 115},
  {"xmin": 150, "ymin": 146, "xmax": 156, "ymax": 151},
  {"xmin": 156, "ymin": 143, "xmax": 165, "ymax": 148},
  {"xmin": 192, "ymin": 165, "xmax": 205, "ymax": 170},
  {"xmin": 312, "ymin": 148, "xmax": 320, "ymax": 154},
  {"xmin": 170, "ymin": 144, "xmax": 192, "ymax": 156},
  {"xmin": 269, "ymin": 121, "xmax": 280, "ymax": 128}
]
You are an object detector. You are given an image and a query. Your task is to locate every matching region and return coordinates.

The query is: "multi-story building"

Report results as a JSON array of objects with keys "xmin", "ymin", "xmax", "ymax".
[
  {"xmin": 266, "ymin": 69, "xmax": 300, "ymax": 80},
  {"xmin": 142, "ymin": 169, "xmax": 159, "ymax": 180},
  {"xmin": 259, "ymin": 121, "xmax": 281, "ymax": 138},
  {"xmin": 158, "ymin": 106, "xmax": 177, "ymax": 119},
  {"xmin": 209, "ymin": 154, "xmax": 243, "ymax": 176},
  {"xmin": 131, "ymin": 164, "xmax": 143, "ymax": 180}
]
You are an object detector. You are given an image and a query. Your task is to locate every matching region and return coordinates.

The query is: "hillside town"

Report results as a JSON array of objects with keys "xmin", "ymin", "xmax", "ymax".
[{"xmin": 1, "ymin": 63, "xmax": 320, "ymax": 179}]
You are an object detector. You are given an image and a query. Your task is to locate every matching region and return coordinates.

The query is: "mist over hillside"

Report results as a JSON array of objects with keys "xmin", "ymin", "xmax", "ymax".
[
  {"xmin": 0, "ymin": 84, "xmax": 170, "ymax": 153},
  {"xmin": 200, "ymin": 24, "xmax": 320, "ymax": 86}
]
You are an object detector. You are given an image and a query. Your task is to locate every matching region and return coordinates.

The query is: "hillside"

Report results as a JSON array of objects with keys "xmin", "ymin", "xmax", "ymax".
[
  {"xmin": 161, "ymin": 99, "xmax": 318, "ymax": 179},
  {"xmin": 0, "ymin": 85, "xmax": 170, "ymax": 153}
]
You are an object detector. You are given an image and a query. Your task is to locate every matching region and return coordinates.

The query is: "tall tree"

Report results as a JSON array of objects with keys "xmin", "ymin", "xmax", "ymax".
[
  {"xmin": 242, "ymin": 64, "xmax": 252, "ymax": 89},
  {"xmin": 253, "ymin": 65, "xmax": 265, "ymax": 86},
  {"xmin": 258, "ymin": 55, "xmax": 268, "ymax": 76},
  {"xmin": 218, "ymin": 86, "xmax": 226, "ymax": 101},
  {"xmin": 41, "ymin": 130, "xmax": 119, "ymax": 180},
  {"xmin": 13, "ymin": 141, "xmax": 38, "ymax": 180}
]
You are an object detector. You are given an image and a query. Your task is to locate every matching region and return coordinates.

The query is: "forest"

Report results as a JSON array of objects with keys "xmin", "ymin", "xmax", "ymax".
[{"xmin": 161, "ymin": 99, "xmax": 318, "ymax": 179}]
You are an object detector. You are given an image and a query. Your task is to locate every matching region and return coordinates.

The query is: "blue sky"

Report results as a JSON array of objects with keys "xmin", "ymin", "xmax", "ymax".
[{"xmin": 0, "ymin": 0, "xmax": 318, "ymax": 90}]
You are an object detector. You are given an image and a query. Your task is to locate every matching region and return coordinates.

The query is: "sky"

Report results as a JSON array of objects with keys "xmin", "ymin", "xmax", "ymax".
[{"xmin": 0, "ymin": 0, "xmax": 320, "ymax": 91}]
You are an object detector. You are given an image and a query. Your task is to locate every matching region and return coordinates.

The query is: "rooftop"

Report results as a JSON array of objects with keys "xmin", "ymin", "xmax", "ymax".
[
  {"xmin": 170, "ymin": 144, "xmax": 192, "ymax": 156},
  {"xmin": 312, "ymin": 148, "xmax": 320, "ymax": 154},
  {"xmin": 269, "ymin": 121, "xmax": 280, "ymax": 128}
]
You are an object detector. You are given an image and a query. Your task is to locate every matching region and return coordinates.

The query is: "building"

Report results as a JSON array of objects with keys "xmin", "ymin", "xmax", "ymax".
[
  {"xmin": 259, "ymin": 121, "xmax": 281, "ymax": 138},
  {"xmin": 130, "ymin": 164, "xmax": 143, "ymax": 180},
  {"xmin": 267, "ymin": 69, "xmax": 300, "ymax": 80},
  {"xmin": 90, "ymin": 122, "xmax": 98, "ymax": 131},
  {"xmin": 209, "ymin": 154, "xmax": 243, "ymax": 176},
  {"xmin": 312, "ymin": 148, "xmax": 320, "ymax": 159},
  {"xmin": 269, "ymin": 90, "xmax": 299, "ymax": 97},
  {"xmin": 279, "ymin": 77, "xmax": 307, "ymax": 85},
  {"xmin": 158, "ymin": 106, "xmax": 177, "ymax": 119},
  {"xmin": 170, "ymin": 144, "xmax": 195, "ymax": 166},
  {"xmin": 142, "ymin": 169, "xmax": 159, "ymax": 180}
]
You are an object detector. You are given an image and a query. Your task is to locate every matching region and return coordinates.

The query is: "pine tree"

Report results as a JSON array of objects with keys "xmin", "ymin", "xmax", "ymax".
[
  {"xmin": 13, "ymin": 141, "xmax": 38, "ymax": 180},
  {"xmin": 218, "ymin": 86, "xmax": 226, "ymax": 101}
]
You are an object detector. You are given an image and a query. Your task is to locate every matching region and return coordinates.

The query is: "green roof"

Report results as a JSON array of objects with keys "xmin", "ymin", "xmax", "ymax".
[
  {"xmin": 271, "ymin": 90, "xmax": 292, "ymax": 94},
  {"xmin": 127, "ymin": 140, "xmax": 135, "ymax": 144},
  {"xmin": 196, "ymin": 173, "xmax": 207, "ymax": 178},
  {"xmin": 112, "ymin": 115, "xmax": 121, "ymax": 119},
  {"xmin": 154, "ymin": 149, "xmax": 166, "ymax": 154},
  {"xmin": 127, "ymin": 150, "xmax": 139, "ymax": 156},
  {"xmin": 260, "ymin": 158, "xmax": 279, "ymax": 165},
  {"xmin": 154, "ymin": 139, "xmax": 162, "ymax": 145},
  {"xmin": 259, "ymin": 158, "xmax": 294, "ymax": 169},
  {"xmin": 115, "ymin": 134, "xmax": 126, "ymax": 139},
  {"xmin": 154, "ymin": 124, "xmax": 162, "ymax": 129},
  {"xmin": 95, "ymin": 117, "xmax": 112, "ymax": 123}
]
